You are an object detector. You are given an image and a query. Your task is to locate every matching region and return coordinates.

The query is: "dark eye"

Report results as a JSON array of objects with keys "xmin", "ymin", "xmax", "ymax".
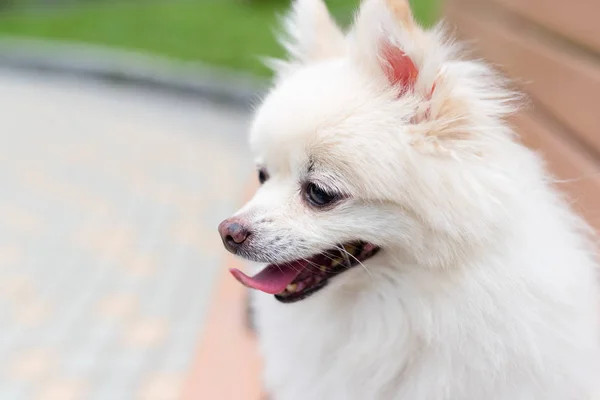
[
  {"xmin": 306, "ymin": 182, "xmax": 337, "ymax": 207},
  {"xmin": 258, "ymin": 168, "xmax": 269, "ymax": 184}
]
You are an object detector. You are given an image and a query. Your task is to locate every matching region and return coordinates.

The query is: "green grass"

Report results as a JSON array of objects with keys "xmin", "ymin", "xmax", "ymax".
[{"xmin": 0, "ymin": 0, "xmax": 439, "ymax": 77}]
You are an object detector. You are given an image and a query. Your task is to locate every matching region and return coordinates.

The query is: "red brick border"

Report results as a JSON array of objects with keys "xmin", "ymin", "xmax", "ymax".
[{"xmin": 182, "ymin": 181, "xmax": 263, "ymax": 399}]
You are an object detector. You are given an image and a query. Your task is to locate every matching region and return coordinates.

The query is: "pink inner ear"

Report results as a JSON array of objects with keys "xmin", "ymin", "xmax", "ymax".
[{"xmin": 381, "ymin": 42, "xmax": 418, "ymax": 89}]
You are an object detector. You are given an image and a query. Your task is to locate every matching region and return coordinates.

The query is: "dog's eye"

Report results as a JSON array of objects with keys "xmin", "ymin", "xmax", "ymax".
[
  {"xmin": 258, "ymin": 168, "xmax": 269, "ymax": 184},
  {"xmin": 306, "ymin": 183, "xmax": 337, "ymax": 207}
]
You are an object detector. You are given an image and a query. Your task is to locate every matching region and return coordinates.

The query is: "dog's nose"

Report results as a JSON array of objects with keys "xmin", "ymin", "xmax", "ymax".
[{"xmin": 218, "ymin": 218, "xmax": 251, "ymax": 252}]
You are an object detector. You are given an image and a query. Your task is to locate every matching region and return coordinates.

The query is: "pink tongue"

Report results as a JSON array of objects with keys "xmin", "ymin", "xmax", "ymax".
[{"xmin": 229, "ymin": 262, "xmax": 305, "ymax": 295}]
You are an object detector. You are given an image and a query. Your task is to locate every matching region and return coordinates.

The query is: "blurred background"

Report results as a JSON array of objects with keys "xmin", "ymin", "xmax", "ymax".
[{"xmin": 0, "ymin": 0, "xmax": 597, "ymax": 399}]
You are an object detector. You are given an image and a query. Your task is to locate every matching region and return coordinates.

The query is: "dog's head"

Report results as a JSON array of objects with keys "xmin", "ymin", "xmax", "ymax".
[{"xmin": 219, "ymin": 0, "xmax": 522, "ymax": 303}]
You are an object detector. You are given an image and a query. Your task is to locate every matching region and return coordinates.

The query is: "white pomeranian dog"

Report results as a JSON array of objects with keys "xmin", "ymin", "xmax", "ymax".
[{"xmin": 217, "ymin": 0, "xmax": 600, "ymax": 398}]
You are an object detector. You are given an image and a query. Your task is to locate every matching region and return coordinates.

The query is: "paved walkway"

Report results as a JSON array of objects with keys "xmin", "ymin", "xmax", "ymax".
[{"xmin": 0, "ymin": 68, "xmax": 253, "ymax": 400}]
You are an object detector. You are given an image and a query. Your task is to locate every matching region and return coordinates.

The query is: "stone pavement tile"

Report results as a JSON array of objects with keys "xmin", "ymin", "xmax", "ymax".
[
  {"xmin": 8, "ymin": 347, "xmax": 59, "ymax": 382},
  {"xmin": 0, "ymin": 383, "xmax": 31, "ymax": 400},
  {"xmin": 34, "ymin": 378, "xmax": 87, "ymax": 400},
  {"xmin": 137, "ymin": 372, "xmax": 185, "ymax": 400},
  {"xmin": 0, "ymin": 68, "xmax": 253, "ymax": 398}
]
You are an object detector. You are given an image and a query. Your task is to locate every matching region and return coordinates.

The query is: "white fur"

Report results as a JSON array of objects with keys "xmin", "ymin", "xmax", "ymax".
[{"xmin": 228, "ymin": 0, "xmax": 600, "ymax": 398}]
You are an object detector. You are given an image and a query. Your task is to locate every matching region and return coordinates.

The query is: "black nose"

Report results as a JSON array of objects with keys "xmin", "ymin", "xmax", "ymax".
[{"xmin": 218, "ymin": 218, "xmax": 251, "ymax": 252}]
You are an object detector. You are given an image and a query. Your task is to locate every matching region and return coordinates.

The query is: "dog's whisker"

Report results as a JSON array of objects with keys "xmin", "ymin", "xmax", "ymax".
[
  {"xmin": 314, "ymin": 240, "xmax": 375, "ymax": 279},
  {"xmin": 344, "ymin": 251, "xmax": 374, "ymax": 279}
]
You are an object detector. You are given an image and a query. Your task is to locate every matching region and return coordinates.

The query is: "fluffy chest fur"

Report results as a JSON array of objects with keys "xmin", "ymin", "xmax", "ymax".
[{"xmin": 254, "ymin": 244, "xmax": 600, "ymax": 400}]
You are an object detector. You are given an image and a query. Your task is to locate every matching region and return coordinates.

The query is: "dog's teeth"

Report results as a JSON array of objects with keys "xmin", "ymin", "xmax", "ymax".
[
  {"xmin": 331, "ymin": 258, "xmax": 343, "ymax": 267},
  {"xmin": 344, "ymin": 244, "xmax": 362, "ymax": 257},
  {"xmin": 343, "ymin": 244, "xmax": 355, "ymax": 253},
  {"xmin": 286, "ymin": 283, "xmax": 297, "ymax": 292},
  {"xmin": 319, "ymin": 265, "xmax": 328, "ymax": 272}
]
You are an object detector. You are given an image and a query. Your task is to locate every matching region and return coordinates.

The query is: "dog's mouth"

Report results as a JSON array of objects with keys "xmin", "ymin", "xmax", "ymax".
[{"xmin": 229, "ymin": 241, "xmax": 380, "ymax": 303}]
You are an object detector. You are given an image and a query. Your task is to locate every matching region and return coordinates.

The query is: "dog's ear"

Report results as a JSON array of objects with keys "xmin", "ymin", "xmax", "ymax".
[
  {"xmin": 349, "ymin": 0, "xmax": 518, "ymax": 153},
  {"xmin": 268, "ymin": 0, "xmax": 346, "ymax": 78},
  {"xmin": 350, "ymin": 0, "xmax": 439, "ymax": 95}
]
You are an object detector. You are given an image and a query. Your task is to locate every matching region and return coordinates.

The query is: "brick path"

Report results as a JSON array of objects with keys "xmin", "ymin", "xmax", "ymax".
[{"xmin": 0, "ymin": 68, "xmax": 253, "ymax": 400}]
